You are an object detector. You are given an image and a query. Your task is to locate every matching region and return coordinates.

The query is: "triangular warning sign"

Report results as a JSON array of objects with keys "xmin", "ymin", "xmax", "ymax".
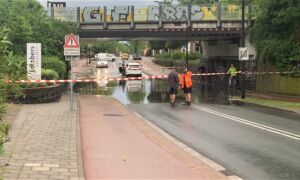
[{"xmin": 64, "ymin": 34, "xmax": 80, "ymax": 48}]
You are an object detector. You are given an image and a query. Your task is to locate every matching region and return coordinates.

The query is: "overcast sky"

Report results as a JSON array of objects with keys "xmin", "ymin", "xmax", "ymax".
[{"xmin": 37, "ymin": 0, "xmax": 167, "ymax": 7}]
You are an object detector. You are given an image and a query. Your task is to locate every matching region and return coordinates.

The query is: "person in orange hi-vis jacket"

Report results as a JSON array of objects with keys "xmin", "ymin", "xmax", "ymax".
[{"xmin": 179, "ymin": 67, "xmax": 193, "ymax": 106}]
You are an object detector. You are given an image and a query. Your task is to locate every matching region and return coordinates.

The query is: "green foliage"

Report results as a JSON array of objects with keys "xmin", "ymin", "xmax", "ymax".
[
  {"xmin": 42, "ymin": 69, "xmax": 59, "ymax": 80},
  {"xmin": 0, "ymin": 123, "xmax": 11, "ymax": 153},
  {"xmin": 19, "ymin": 82, "xmax": 48, "ymax": 88},
  {"xmin": 165, "ymin": 41, "xmax": 186, "ymax": 49},
  {"xmin": 0, "ymin": 0, "xmax": 76, "ymax": 57},
  {"xmin": 155, "ymin": 51, "xmax": 201, "ymax": 60},
  {"xmin": 149, "ymin": 41, "xmax": 166, "ymax": 50},
  {"xmin": 42, "ymin": 56, "xmax": 66, "ymax": 79},
  {"xmin": 81, "ymin": 41, "xmax": 131, "ymax": 55},
  {"xmin": 171, "ymin": 51, "xmax": 185, "ymax": 60},
  {"xmin": 250, "ymin": 0, "xmax": 300, "ymax": 71},
  {"xmin": 6, "ymin": 55, "xmax": 27, "ymax": 79},
  {"xmin": 0, "ymin": 104, "xmax": 7, "ymax": 122},
  {"xmin": 128, "ymin": 41, "xmax": 148, "ymax": 54},
  {"xmin": 153, "ymin": 58, "xmax": 199, "ymax": 67},
  {"xmin": 189, "ymin": 52, "xmax": 201, "ymax": 60}
]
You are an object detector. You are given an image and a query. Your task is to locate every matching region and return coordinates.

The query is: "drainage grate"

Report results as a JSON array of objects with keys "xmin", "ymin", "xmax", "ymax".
[{"xmin": 103, "ymin": 114, "xmax": 125, "ymax": 117}]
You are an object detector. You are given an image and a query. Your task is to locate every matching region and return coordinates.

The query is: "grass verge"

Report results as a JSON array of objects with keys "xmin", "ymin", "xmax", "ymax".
[{"xmin": 237, "ymin": 97, "xmax": 300, "ymax": 113}]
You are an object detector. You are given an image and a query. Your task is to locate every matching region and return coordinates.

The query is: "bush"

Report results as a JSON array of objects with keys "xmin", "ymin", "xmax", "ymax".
[
  {"xmin": 19, "ymin": 83, "xmax": 48, "ymax": 89},
  {"xmin": 42, "ymin": 56, "xmax": 66, "ymax": 79},
  {"xmin": 171, "ymin": 51, "xmax": 185, "ymax": 60},
  {"xmin": 42, "ymin": 69, "xmax": 59, "ymax": 80},
  {"xmin": 0, "ymin": 123, "xmax": 11, "ymax": 153},
  {"xmin": 189, "ymin": 52, "xmax": 201, "ymax": 60},
  {"xmin": 0, "ymin": 101, "xmax": 7, "ymax": 121},
  {"xmin": 153, "ymin": 58, "xmax": 200, "ymax": 73}
]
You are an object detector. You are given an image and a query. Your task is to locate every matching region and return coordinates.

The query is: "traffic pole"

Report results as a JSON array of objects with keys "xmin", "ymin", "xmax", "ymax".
[
  {"xmin": 70, "ymin": 56, "xmax": 73, "ymax": 110},
  {"xmin": 241, "ymin": 0, "xmax": 246, "ymax": 99},
  {"xmin": 186, "ymin": 42, "xmax": 189, "ymax": 69}
]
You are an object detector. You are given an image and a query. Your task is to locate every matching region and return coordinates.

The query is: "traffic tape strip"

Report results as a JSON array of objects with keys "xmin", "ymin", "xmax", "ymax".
[
  {"xmin": 5, "ymin": 75, "xmax": 168, "ymax": 83},
  {"xmin": 5, "ymin": 71, "xmax": 296, "ymax": 83}
]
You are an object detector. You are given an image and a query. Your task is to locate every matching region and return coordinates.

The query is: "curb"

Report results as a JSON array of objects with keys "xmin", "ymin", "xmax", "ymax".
[
  {"xmin": 133, "ymin": 111, "xmax": 243, "ymax": 180},
  {"xmin": 229, "ymin": 100, "xmax": 300, "ymax": 120},
  {"xmin": 76, "ymin": 95, "xmax": 86, "ymax": 180}
]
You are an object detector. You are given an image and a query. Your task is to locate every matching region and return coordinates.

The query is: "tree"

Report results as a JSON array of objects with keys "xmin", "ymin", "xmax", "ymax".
[
  {"xmin": 128, "ymin": 41, "xmax": 148, "ymax": 54},
  {"xmin": 250, "ymin": 0, "xmax": 300, "ymax": 71},
  {"xmin": 0, "ymin": 0, "xmax": 76, "ymax": 57},
  {"xmin": 149, "ymin": 41, "xmax": 167, "ymax": 50}
]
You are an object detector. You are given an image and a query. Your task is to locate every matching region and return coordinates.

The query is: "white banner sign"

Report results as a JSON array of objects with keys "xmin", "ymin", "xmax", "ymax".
[{"xmin": 27, "ymin": 43, "xmax": 42, "ymax": 80}]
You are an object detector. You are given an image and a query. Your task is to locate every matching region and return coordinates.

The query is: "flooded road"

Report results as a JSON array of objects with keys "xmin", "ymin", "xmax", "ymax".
[
  {"xmin": 74, "ymin": 59, "xmax": 231, "ymax": 105},
  {"xmin": 74, "ymin": 58, "xmax": 300, "ymax": 180}
]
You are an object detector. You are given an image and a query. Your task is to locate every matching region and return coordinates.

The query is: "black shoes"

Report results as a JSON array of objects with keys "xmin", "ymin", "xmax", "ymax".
[
  {"xmin": 184, "ymin": 101, "xmax": 191, "ymax": 106},
  {"xmin": 171, "ymin": 103, "xmax": 177, "ymax": 107}
]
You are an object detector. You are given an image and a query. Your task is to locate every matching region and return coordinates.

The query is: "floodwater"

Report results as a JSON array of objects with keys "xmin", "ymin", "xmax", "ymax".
[
  {"xmin": 74, "ymin": 79, "xmax": 233, "ymax": 105},
  {"xmin": 74, "ymin": 60, "xmax": 234, "ymax": 105}
]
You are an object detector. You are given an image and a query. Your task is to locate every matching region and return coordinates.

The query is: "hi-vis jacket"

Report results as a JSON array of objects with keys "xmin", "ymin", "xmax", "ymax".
[{"xmin": 179, "ymin": 71, "xmax": 193, "ymax": 89}]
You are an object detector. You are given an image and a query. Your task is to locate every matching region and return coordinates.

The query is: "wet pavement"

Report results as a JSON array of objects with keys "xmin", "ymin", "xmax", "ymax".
[{"xmin": 75, "ymin": 57, "xmax": 300, "ymax": 180}]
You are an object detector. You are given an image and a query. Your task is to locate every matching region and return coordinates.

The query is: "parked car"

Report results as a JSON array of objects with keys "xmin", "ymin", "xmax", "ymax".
[
  {"xmin": 96, "ymin": 53, "xmax": 116, "ymax": 62},
  {"xmin": 121, "ymin": 53, "xmax": 129, "ymax": 60},
  {"xmin": 133, "ymin": 54, "xmax": 142, "ymax": 60},
  {"xmin": 96, "ymin": 59, "xmax": 108, "ymax": 68},
  {"xmin": 126, "ymin": 63, "xmax": 142, "ymax": 77}
]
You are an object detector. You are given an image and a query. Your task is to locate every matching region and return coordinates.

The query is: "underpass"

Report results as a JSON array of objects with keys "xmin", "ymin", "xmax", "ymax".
[{"xmin": 54, "ymin": 2, "xmax": 300, "ymax": 179}]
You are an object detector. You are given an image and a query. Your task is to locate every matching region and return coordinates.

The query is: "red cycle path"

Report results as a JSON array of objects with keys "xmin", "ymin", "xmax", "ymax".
[{"xmin": 79, "ymin": 95, "xmax": 226, "ymax": 179}]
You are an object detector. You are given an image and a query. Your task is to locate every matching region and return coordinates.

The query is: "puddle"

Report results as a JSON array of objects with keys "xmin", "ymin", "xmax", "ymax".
[
  {"xmin": 74, "ymin": 61, "xmax": 234, "ymax": 105},
  {"xmin": 74, "ymin": 78, "xmax": 231, "ymax": 105}
]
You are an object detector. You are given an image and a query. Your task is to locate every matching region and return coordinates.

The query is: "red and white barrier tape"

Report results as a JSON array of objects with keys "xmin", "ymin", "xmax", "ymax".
[
  {"xmin": 113, "ymin": 65, "xmax": 185, "ymax": 70},
  {"xmin": 5, "ymin": 71, "xmax": 296, "ymax": 83},
  {"xmin": 5, "ymin": 75, "xmax": 168, "ymax": 83}
]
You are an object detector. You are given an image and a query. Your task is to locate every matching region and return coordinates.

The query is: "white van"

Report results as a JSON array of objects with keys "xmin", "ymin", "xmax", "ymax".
[{"xmin": 96, "ymin": 53, "xmax": 116, "ymax": 62}]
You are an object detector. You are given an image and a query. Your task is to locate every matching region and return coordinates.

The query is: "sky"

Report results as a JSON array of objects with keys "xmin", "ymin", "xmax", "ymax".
[{"xmin": 37, "ymin": 0, "xmax": 167, "ymax": 7}]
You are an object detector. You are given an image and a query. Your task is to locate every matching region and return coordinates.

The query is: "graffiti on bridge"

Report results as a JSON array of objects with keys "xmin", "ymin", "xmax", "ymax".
[{"xmin": 81, "ymin": 4, "xmax": 218, "ymax": 23}]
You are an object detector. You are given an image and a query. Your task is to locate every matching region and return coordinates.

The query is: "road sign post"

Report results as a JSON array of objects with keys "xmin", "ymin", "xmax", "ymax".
[
  {"xmin": 64, "ymin": 33, "xmax": 80, "ymax": 111},
  {"xmin": 241, "ymin": 0, "xmax": 246, "ymax": 99},
  {"xmin": 70, "ymin": 56, "xmax": 73, "ymax": 110}
]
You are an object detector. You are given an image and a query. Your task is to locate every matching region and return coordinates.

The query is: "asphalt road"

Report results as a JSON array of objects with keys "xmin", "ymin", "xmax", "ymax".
[
  {"xmin": 129, "ymin": 102, "xmax": 300, "ymax": 180},
  {"xmin": 85, "ymin": 56, "xmax": 300, "ymax": 179}
]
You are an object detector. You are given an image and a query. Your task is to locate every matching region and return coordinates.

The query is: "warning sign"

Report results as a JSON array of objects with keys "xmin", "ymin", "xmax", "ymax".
[
  {"xmin": 64, "ymin": 34, "xmax": 80, "ymax": 56},
  {"xmin": 239, "ymin": 47, "xmax": 249, "ymax": 61},
  {"xmin": 64, "ymin": 34, "xmax": 80, "ymax": 48}
]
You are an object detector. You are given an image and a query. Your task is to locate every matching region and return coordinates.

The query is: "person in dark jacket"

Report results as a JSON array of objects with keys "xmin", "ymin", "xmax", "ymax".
[{"xmin": 168, "ymin": 67, "xmax": 180, "ymax": 106}]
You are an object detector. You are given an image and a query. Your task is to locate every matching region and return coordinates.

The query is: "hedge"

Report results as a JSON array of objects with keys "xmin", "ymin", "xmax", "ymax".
[
  {"xmin": 42, "ymin": 69, "xmax": 59, "ymax": 80},
  {"xmin": 155, "ymin": 51, "xmax": 201, "ymax": 61},
  {"xmin": 42, "ymin": 56, "xmax": 66, "ymax": 79}
]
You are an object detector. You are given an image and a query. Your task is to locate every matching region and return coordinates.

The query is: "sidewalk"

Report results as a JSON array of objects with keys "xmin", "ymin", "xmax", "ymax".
[
  {"xmin": 72, "ymin": 58, "xmax": 95, "ymax": 80},
  {"xmin": 141, "ymin": 57, "xmax": 171, "ymax": 76},
  {"xmin": 0, "ymin": 95, "xmax": 84, "ymax": 180},
  {"xmin": 79, "ymin": 95, "xmax": 226, "ymax": 179}
]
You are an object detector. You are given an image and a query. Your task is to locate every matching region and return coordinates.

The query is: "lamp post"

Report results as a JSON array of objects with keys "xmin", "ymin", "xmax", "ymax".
[
  {"xmin": 88, "ymin": 44, "xmax": 91, "ymax": 64},
  {"xmin": 241, "ymin": 0, "xmax": 246, "ymax": 99}
]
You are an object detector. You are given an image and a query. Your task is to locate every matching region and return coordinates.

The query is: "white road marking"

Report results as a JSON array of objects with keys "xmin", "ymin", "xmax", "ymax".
[{"xmin": 190, "ymin": 104, "xmax": 300, "ymax": 141}]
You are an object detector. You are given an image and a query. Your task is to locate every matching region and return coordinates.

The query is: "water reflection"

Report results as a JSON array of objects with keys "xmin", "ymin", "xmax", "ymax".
[{"xmin": 74, "ymin": 79, "xmax": 230, "ymax": 105}]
